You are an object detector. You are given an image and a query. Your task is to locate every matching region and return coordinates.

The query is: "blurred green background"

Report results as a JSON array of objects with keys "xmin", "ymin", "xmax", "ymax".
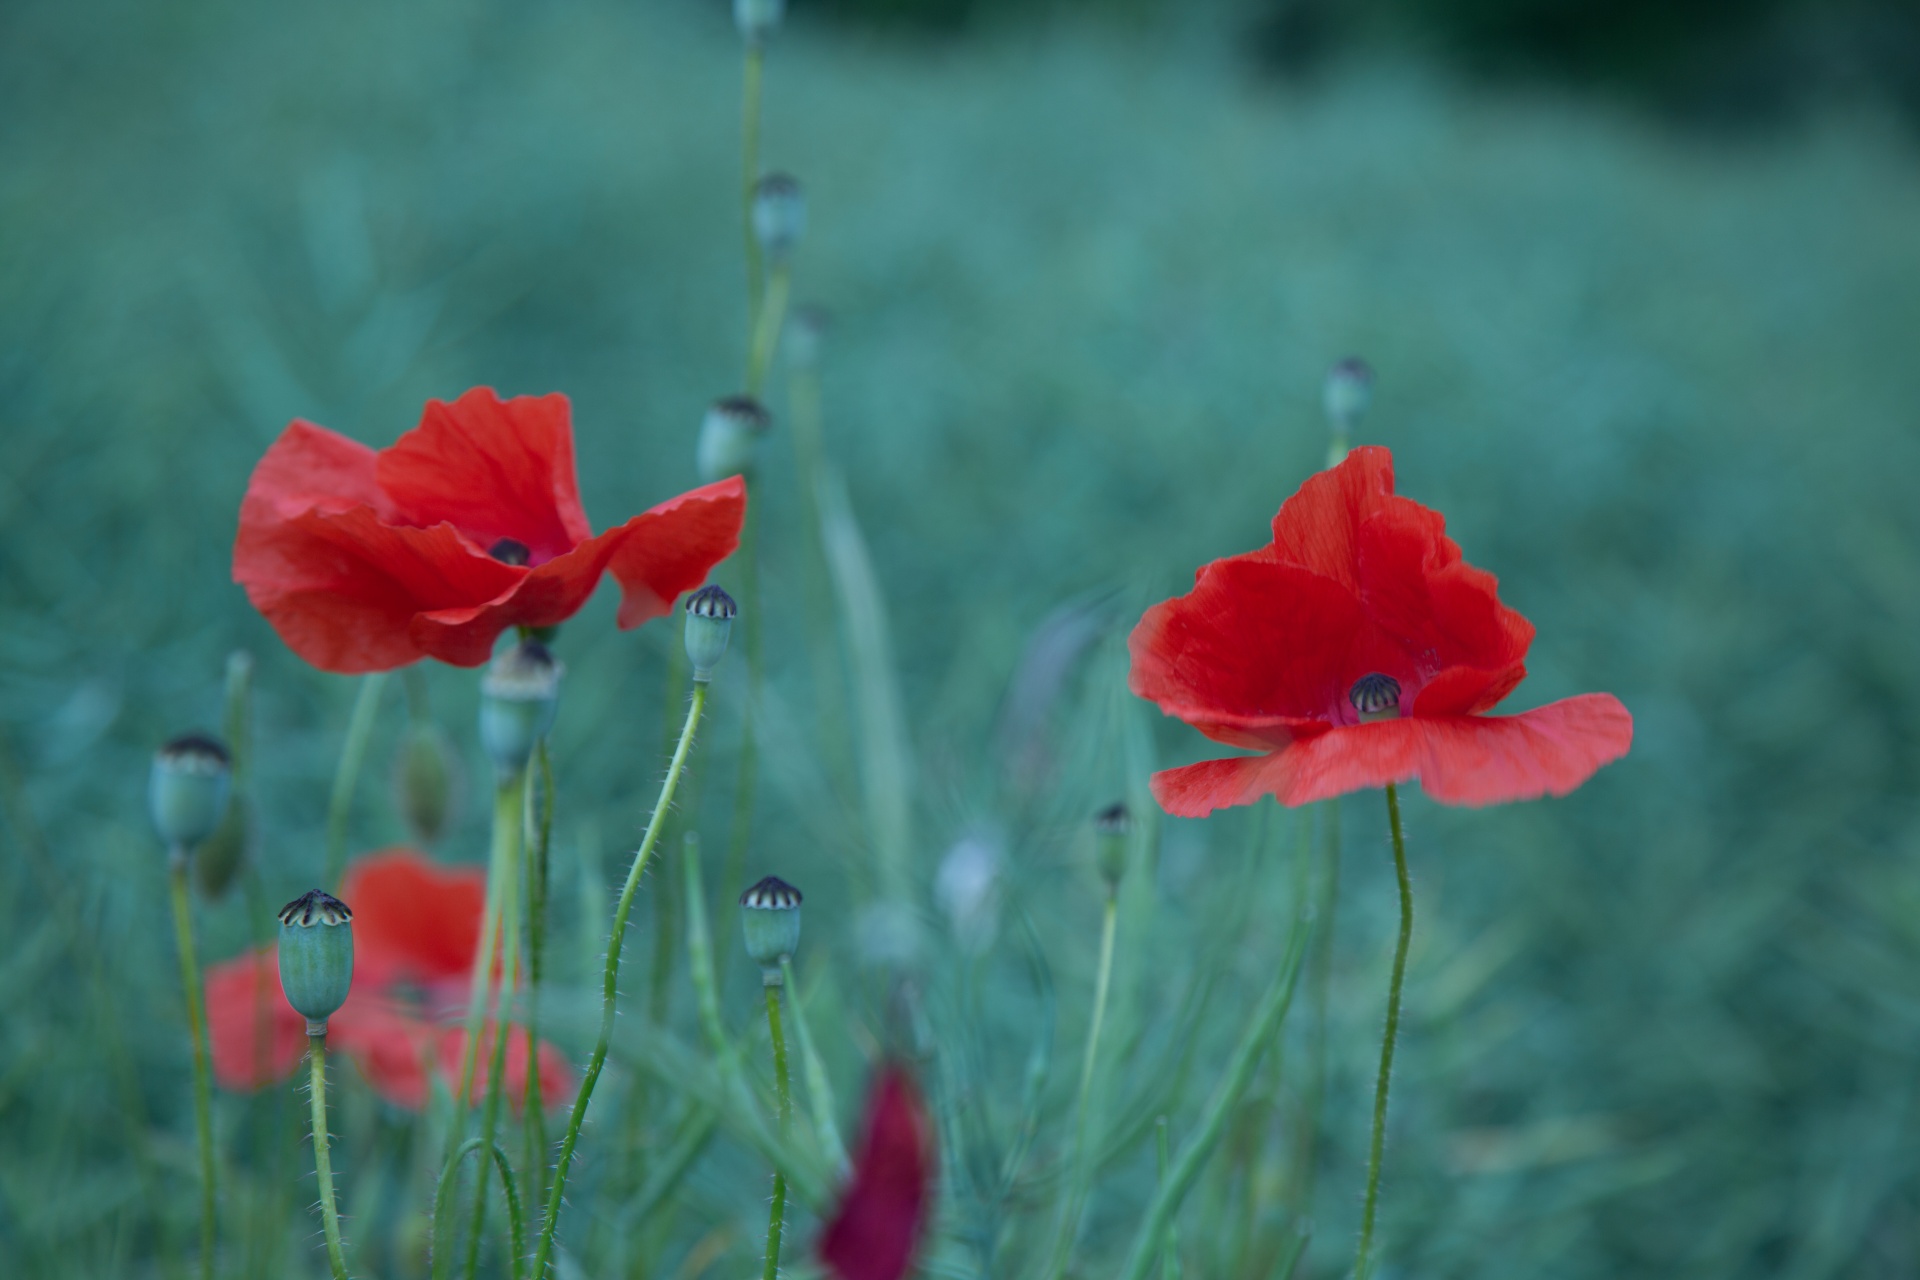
[{"xmin": 4, "ymin": 0, "xmax": 1920, "ymax": 1276}]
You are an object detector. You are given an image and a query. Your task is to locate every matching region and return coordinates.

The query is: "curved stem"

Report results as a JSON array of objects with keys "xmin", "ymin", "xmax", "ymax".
[
  {"xmin": 324, "ymin": 672, "xmax": 387, "ymax": 892},
  {"xmin": 308, "ymin": 1034, "xmax": 351, "ymax": 1280},
  {"xmin": 432, "ymin": 1140, "xmax": 525, "ymax": 1280},
  {"xmin": 463, "ymin": 790, "xmax": 524, "ymax": 1280},
  {"xmin": 1047, "ymin": 891, "xmax": 1120, "ymax": 1277},
  {"xmin": 529, "ymin": 683, "xmax": 710, "ymax": 1280},
  {"xmin": 1353, "ymin": 782, "xmax": 1413, "ymax": 1280},
  {"xmin": 779, "ymin": 956, "xmax": 847, "ymax": 1171},
  {"xmin": 168, "ymin": 854, "xmax": 217, "ymax": 1280},
  {"xmin": 1155, "ymin": 1116, "xmax": 1180, "ymax": 1280},
  {"xmin": 761, "ymin": 984, "xmax": 792, "ymax": 1280}
]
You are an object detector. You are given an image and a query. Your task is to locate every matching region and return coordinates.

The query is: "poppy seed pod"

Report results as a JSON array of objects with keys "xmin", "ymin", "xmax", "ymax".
[
  {"xmin": 734, "ymin": 0, "xmax": 785, "ymax": 42},
  {"xmin": 1323, "ymin": 358, "xmax": 1374, "ymax": 433},
  {"xmin": 393, "ymin": 722, "xmax": 461, "ymax": 846},
  {"xmin": 684, "ymin": 584, "xmax": 737, "ymax": 683},
  {"xmin": 277, "ymin": 889, "xmax": 354, "ymax": 1033},
  {"xmin": 479, "ymin": 640, "xmax": 562, "ymax": 778},
  {"xmin": 750, "ymin": 173, "xmax": 806, "ymax": 264},
  {"xmin": 697, "ymin": 394, "xmax": 773, "ymax": 484},
  {"xmin": 1349, "ymin": 673, "xmax": 1402, "ymax": 723},
  {"xmin": 1093, "ymin": 801, "xmax": 1131, "ymax": 890},
  {"xmin": 150, "ymin": 733, "xmax": 232, "ymax": 853},
  {"xmin": 739, "ymin": 875, "xmax": 803, "ymax": 979}
]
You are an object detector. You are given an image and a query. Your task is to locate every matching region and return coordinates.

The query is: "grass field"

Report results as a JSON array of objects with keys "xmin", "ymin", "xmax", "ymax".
[{"xmin": 4, "ymin": 1, "xmax": 1920, "ymax": 1276}]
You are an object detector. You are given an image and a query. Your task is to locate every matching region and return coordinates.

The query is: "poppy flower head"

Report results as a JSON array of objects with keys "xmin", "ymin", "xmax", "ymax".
[
  {"xmin": 1130, "ymin": 447, "xmax": 1631, "ymax": 814},
  {"xmin": 234, "ymin": 388, "xmax": 747, "ymax": 673},
  {"xmin": 819, "ymin": 1063, "xmax": 936, "ymax": 1280}
]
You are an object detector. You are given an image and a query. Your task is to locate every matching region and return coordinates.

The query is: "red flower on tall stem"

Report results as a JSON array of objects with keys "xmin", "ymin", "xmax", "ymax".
[
  {"xmin": 205, "ymin": 849, "xmax": 570, "ymax": 1110},
  {"xmin": 234, "ymin": 388, "xmax": 747, "ymax": 673},
  {"xmin": 819, "ymin": 1064, "xmax": 936, "ymax": 1280},
  {"xmin": 1130, "ymin": 447, "xmax": 1631, "ymax": 815}
]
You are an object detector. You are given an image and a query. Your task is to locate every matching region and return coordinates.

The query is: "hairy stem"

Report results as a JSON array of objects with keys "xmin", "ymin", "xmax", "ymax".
[
  {"xmin": 308, "ymin": 1034, "xmax": 351, "ymax": 1280},
  {"xmin": 462, "ymin": 797, "xmax": 523, "ymax": 1280},
  {"xmin": 779, "ymin": 956, "xmax": 847, "ymax": 1171},
  {"xmin": 168, "ymin": 854, "xmax": 217, "ymax": 1280},
  {"xmin": 761, "ymin": 984, "xmax": 792, "ymax": 1280},
  {"xmin": 1354, "ymin": 782, "xmax": 1413, "ymax": 1280}
]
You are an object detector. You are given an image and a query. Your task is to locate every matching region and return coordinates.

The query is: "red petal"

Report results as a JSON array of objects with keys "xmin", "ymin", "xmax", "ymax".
[
  {"xmin": 328, "ymin": 997, "xmax": 440, "ymax": 1109},
  {"xmin": 1409, "ymin": 663, "xmax": 1527, "ymax": 717},
  {"xmin": 1355, "ymin": 496, "xmax": 1533, "ymax": 674},
  {"xmin": 239, "ymin": 420, "xmax": 391, "ymax": 522},
  {"xmin": 205, "ymin": 946, "xmax": 308, "ymax": 1091},
  {"xmin": 376, "ymin": 388, "xmax": 592, "ymax": 564},
  {"xmin": 434, "ymin": 1024, "xmax": 575, "ymax": 1112},
  {"xmin": 820, "ymin": 1064, "xmax": 936, "ymax": 1280},
  {"xmin": 340, "ymin": 849, "xmax": 489, "ymax": 988},
  {"xmin": 1263, "ymin": 445, "xmax": 1398, "ymax": 591},
  {"xmin": 1129, "ymin": 556, "xmax": 1411, "ymax": 723}
]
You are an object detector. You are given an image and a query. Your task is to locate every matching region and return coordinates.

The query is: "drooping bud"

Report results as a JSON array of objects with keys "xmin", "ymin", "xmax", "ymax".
[
  {"xmin": 277, "ymin": 889, "xmax": 354, "ymax": 1034},
  {"xmin": 751, "ymin": 173, "xmax": 806, "ymax": 265},
  {"xmin": 683, "ymin": 585, "xmax": 737, "ymax": 683},
  {"xmin": 1349, "ymin": 673, "xmax": 1402, "ymax": 723},
  {"xmin": 1323, "ymin": 358, "xmax": 1374, "ymax": 466},
  {"xmin": 787, "ymin": 305, "xmax": 830, "ymax": 371},
  {"xmin": 393, "ymin": 722, "xmax": 462, "ymax": 846},
  {"xmin": 478, "ymin": 640, "xmax": 562, "ymax": 779},
  {"xmin": 1093, "ymin": 801, "xmax": 1131, "ymax": 891},
  {"xmin": 733, "ymin": 0, "xmax": 785, "ymax": 44},
  {"xmin": 696, "ymin": 394, "xmax": 773, "ymax": 484},
  {"xmin": 150, "ymin": 733, "xmax": 232, "ymax": 853},
  {"xmin": 740, "ymin": 875, "xmax": 803, "ymax": 980}
]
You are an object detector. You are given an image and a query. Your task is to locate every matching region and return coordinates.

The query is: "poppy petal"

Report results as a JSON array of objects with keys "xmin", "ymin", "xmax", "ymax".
[
  {"xmin": 239, "ymin": 420, "xmax": 391, "ymax": 522},
  {"xmin": 1355, "ymin": 496, "xmax": 1534, "ymax": 674},
  {"xmin": 1263, "ymin": 445, "xmax": 1398, "ymax": 590},
  {"xmin": 376, "ymin": 388, "xmax": 593, "ymax": 564},
  {"xmin": 1409, "ymin": 663, "xmax": 1527, "ymax": 718},
  {"xmin": 820, "ymin": 1064, "xmax": 936, "ymax": 1280},
  {"xmin": 340, "ymin": 849, "xmax": 489, "ymax": 988},
  {"xmin": 434, "ymin": 1024, "xmax": 575, "ymax": 1112},
  {"xmin": 205, "ymin": 947, "xmax": 308, "ymax": 1091},
  {"xmin": 328, "ymin": 997, "xmax": 441, "ymax": 1109}
]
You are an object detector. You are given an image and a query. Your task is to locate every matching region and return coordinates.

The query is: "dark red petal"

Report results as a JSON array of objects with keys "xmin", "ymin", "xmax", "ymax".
[
  {"xmin": 434, "ymin": 1024, "xmax": 575, "ymax": 1112},
  {"xmin": 820, "ymin": 1064, "xmax": 936, "ymax": 1280},
  {"xmin": 376, "ymin": 388, "xmax": 593, "ymax": 564},
  {"xmin": 1263, "ymin": 445, "xmax": 1398, "ymax": 590},
  {"xmin": 235, "ymin": 505, "xmax": 524, "ymax": 673},
  {"xmin": 1409, "ymin": 663, "xmax": 1528, "ymax": 718},
  {"xmin": 327, "ymin": 998, "xmax": 440, "ymax": 1109},
  {"xmin": 1129, "ymin": 556, "xmax": 1411, "ymax": 723},
  {"xmin": 205, "ymin": 946, "xmax": 308, "ymax": 1091},
  {"xmin": 1355, "ymin": 496, "xmax": 1534, "ymax": 674},
  {"xmin": 340, "ymin": 849, "xmax": 489, "ymax": 988}
]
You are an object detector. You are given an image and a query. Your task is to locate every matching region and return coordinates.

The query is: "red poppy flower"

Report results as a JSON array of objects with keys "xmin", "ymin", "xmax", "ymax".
[
  {"xmin": 1129, "ymin": 447, "xmax": 1631, "ymax": 816},
  {"xmin": 205, "ymin": 849, "xmax": 571, "ymax": 1110},
  {"xmin": 233, "ymin": 387, "xmax": 747, "ymax": 673},
  {"xmin": 819, "ymin": 1064, "xmax": 936, "ymax": 1280}
]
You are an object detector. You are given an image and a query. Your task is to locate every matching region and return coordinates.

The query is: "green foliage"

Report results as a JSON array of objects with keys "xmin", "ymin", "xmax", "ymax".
[{"xmin": 2, "ymin": 1, "xmax": 1920, "ymax": 1278}]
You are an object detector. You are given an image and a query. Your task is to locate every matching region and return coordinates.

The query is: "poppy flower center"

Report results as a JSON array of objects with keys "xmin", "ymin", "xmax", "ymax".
[
  {"xmin": 1349, "ymin": 673, "xmax": 1402, "ymax": 723},
  {"xmin": 488, "ymin": 538, "xmax": 531, "ymax": 566}
]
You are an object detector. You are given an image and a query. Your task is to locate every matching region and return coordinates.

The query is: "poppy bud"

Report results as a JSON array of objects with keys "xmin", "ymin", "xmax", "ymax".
[
  {"xmin": 1093, "ymin": 801, "xmax": 1130, "ymax": 891},
  {"xmin": 751, "ymin": 173, "xmax": 807, "ymax": 265},
  {"xmin": 740, "ymin": 874, "xmax": 803, "ymax": 981},
  {"xmin": 697, "ymin": 394, "xmax": 773, "ymax": 484},
  {"xmin": 787, "ymin": 305, "xmax": 830, "ymax": 371},
  {"xmin": 150, "ymin": 733, "xmax": 232, "ymax": 854},
  {"xmin": 393, "ymin": 722, "xmax": 461, "ymax": 846},
  {"xmin": 479, "ymin": 640, "xmax": 563, "ymax": 779},
  {"xmin": 194, "ymin": 797, "xmax": 252, "ymax": 899},
  {"xmin": 734, "ymin": 0, "xmax": 785, "ymax": 43},
  {"xmin": 684, "ymin": 585, "xmax": 737, "ymax": 683},
  {"xmin": 1349, "ymin": 673, "xmax": 1402, "ymax": 723},
  {"xmin": 1323, "ymin": 357, "xmax": 1374, "ymax": 434},
  {"xmin": 278, "ymin": 889, "xmax": 354, "ymax": 1034}
]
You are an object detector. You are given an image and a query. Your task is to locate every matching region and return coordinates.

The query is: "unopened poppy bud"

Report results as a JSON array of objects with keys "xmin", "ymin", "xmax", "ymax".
[
  {"xmin": 150, "ymin": 733, "xmax": 232, "ymax": 853},
  {"xmin": 1323, "ymin": 358, "xmax": 1374, "ymax": 434},
  {"xmin": 393, "ymin": 722, "xmax": 461, "ymax": 846},
  {"xmin": 740, "ymin": 875, "xmax": 803, "ymax": 980},
  {"xmin": 697, "ymin": 394, "xmax": 772, "ymax": 483},
  {"xmin": 751, "ymin": 173, "xmax": 806, "ymax": 264},
  {"xmin": 479, "ymin": 641, "xmax": 562, "ymax": 778},
  {"xmin": 1349, "ymin": 673, "xmax": 1402, "ymax": 723},
  {"xmin": 734, "ymin": 0, "xmax": 785, "ymax": 43},
  {"xmin": 787, "ymin": 305, "xmax": 830, "ymax": 370},
  {"xmin": 1093, "ymin": 801, "xmax": 1130, "ymax": 890},
  {"xmin": 195, "ymin": 797, "xmax": 252, "ymax": 899},
  {"xmin": 278, "ymin": 889, "xmax": 354, "ymax": 1033},
  {"xmin": 684, "ymin": 585, "xmax": 737, "ymax": 682}
]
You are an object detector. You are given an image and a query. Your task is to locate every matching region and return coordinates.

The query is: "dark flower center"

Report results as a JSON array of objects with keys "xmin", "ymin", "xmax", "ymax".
[
  {"xmin": 1349, "ymin": 673, "xmax": 1402, "ymax": 722},
  {"xmin": 488, "ymin": 538, "xmax": 531, "ymax": 566}
]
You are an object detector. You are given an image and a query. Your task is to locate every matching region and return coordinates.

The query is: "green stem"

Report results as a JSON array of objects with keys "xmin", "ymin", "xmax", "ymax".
[
  {"xmin": 455, "ymin": 775, "xmax": 524, "ymax": 1122},
  {"xmin": 521, "ymin": 746, "xmax": 554, "ymax": 1213},
  {"xmin": 746, "ymin": 262, "xmax": 790, "ymax": 398},
  {"xmin": 1354, "ymin": 783, "xmax": 1413, "ymax": 1280},
  {"xmin": 1047, "ymin": 891, "xmax": 1120, "ymax": 1277},
  {"xmin": 741, "ymin": 40, "xmax": 765, "ymax": 345},
  {"xmin": 168, "ymin": 854, "xmax": 217, "ymax": 1280},
  {"xmin": 761, "ymin": 984, "xmax": 792, "ymax": 1280},
  {"xmin": 324, "ymin": 672, "xmax": 387, "ymax": 892},
  {"xmin": 529, "ymin": 682, "xmax": 710, "ymax": 1280},
  {"xmin": 719, "ymin": 495, "xmax": 762, "ymax": 987},
  {"xmin": 1298, "ymin": 800, "xmax": 1340, "ymax": 1207},
  {"xmin": 1155, "ymin": 1117, "xmax": 1180, "ymax": 1280},
  {"xmin": 1115, "ymin": 912, "xmax": 1311, "ymax": 1280},
  {"xmin": 308, "ymin": 1034, "xmax": 352, "ymax": 1280},
  {"xmin": 463, "ymin": 788, "xmax": 524, "ymax": 1280},
  {"xmin": 682, "ymin": 833, "xmax": 730, "ymax": 1065},
  {"xmin": 779, "ymin": 956, "xmax": 847, "ymax": 1171},
  {"xmin": 786, "ymin": 357, "xmax": 855, "ymax": 804},
  {"xmin": 432, "ymin": 1141, "xmax": 525, "ymax": 1280}
]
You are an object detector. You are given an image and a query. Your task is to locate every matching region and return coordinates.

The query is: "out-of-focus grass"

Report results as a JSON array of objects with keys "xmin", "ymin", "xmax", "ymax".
[{"xmin": 3, "ymin": 0, "xmax": 1920, "ymax": 1276}]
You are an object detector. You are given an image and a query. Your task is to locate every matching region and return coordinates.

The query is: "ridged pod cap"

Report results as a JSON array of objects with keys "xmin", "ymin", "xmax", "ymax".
[
  {"xmin": 277, "ymin": 889, "xmax": 354, "ymax": 1029},
  {"xmin": 697, "ymin": 394, "xmax": 772, "ymax": 484},
  {"xmin": 150, "ymin": 733, "xmax": 232, "ymax": 851},
  {"xmin": 740, "ymin": 874, "xmax": 803, "ymax": 975},
  {"xmin": 1349, "ymin": 673, "xmax": 1402, "ymax": 723},
  {"xmin": 684, "ymin": 584, "xmax": 738, "ymax": 682},
  {"xmin": 479, "ymin": 640, "xmax": 562, "ymax": 777},
  {"xmin": 751, "ymin": 173, "xmax": 807, "ymax": 263}
]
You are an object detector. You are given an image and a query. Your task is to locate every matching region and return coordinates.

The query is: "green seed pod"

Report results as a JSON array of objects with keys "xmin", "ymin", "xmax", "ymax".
[
  {"xmin": 751, "ymin": 173, "xmax": 806, "ymax": 265},
  {"xmin": 1349, "ymin": 673, "xmax": 1402, "ymax": 723},
  {"xmin": 150, "ymin": 733, "xmax": 232, "ymax": 852},
  {"xmin": 1323, "ymin": 357, "xmax": 1374, "ymax": 434},
  {"xmin": 696, "ymin": 394, "xmax": 772, "ymax": 484},
  {"xmin": 1093, "ymin": 801, "xmax": 1130, "ymax": 891},
  {"xmin": 733, "ymin": 0, "xmax": 785, "ymax": 43},
  {"xmin": 393, "ymin": 721, "xmax": 462, "ymax": 846},
  {"xmin": 278, "ymin": 889, "xmax": 354, "ymax": 1032},
  {"xmin": 479, "ymin": 641, "xmax": 562, "ymax": 779},
  {"xmin": 684, "ymin": 585, "xmax": 737, "ymax": 683},
  {"xmin": 739, "ymin": 875, "xmax": 803, "ymax": 979}
]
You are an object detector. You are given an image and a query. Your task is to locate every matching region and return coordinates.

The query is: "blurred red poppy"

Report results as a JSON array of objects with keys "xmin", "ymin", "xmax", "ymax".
[
  {"xmin": 820, "ymin": 1063, "xmax": 936, "ymax": 1280},
  {"xmin": 1130, "ymin": 446, "xmax": 1632, "ymax": 816},
  {"xmin": 233, "ymin": 387, "xmax": 747, "ymax": 673},
  {"xmin": 205, "ymin": 849, "xmax": 571, "ymax": 1110}
]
